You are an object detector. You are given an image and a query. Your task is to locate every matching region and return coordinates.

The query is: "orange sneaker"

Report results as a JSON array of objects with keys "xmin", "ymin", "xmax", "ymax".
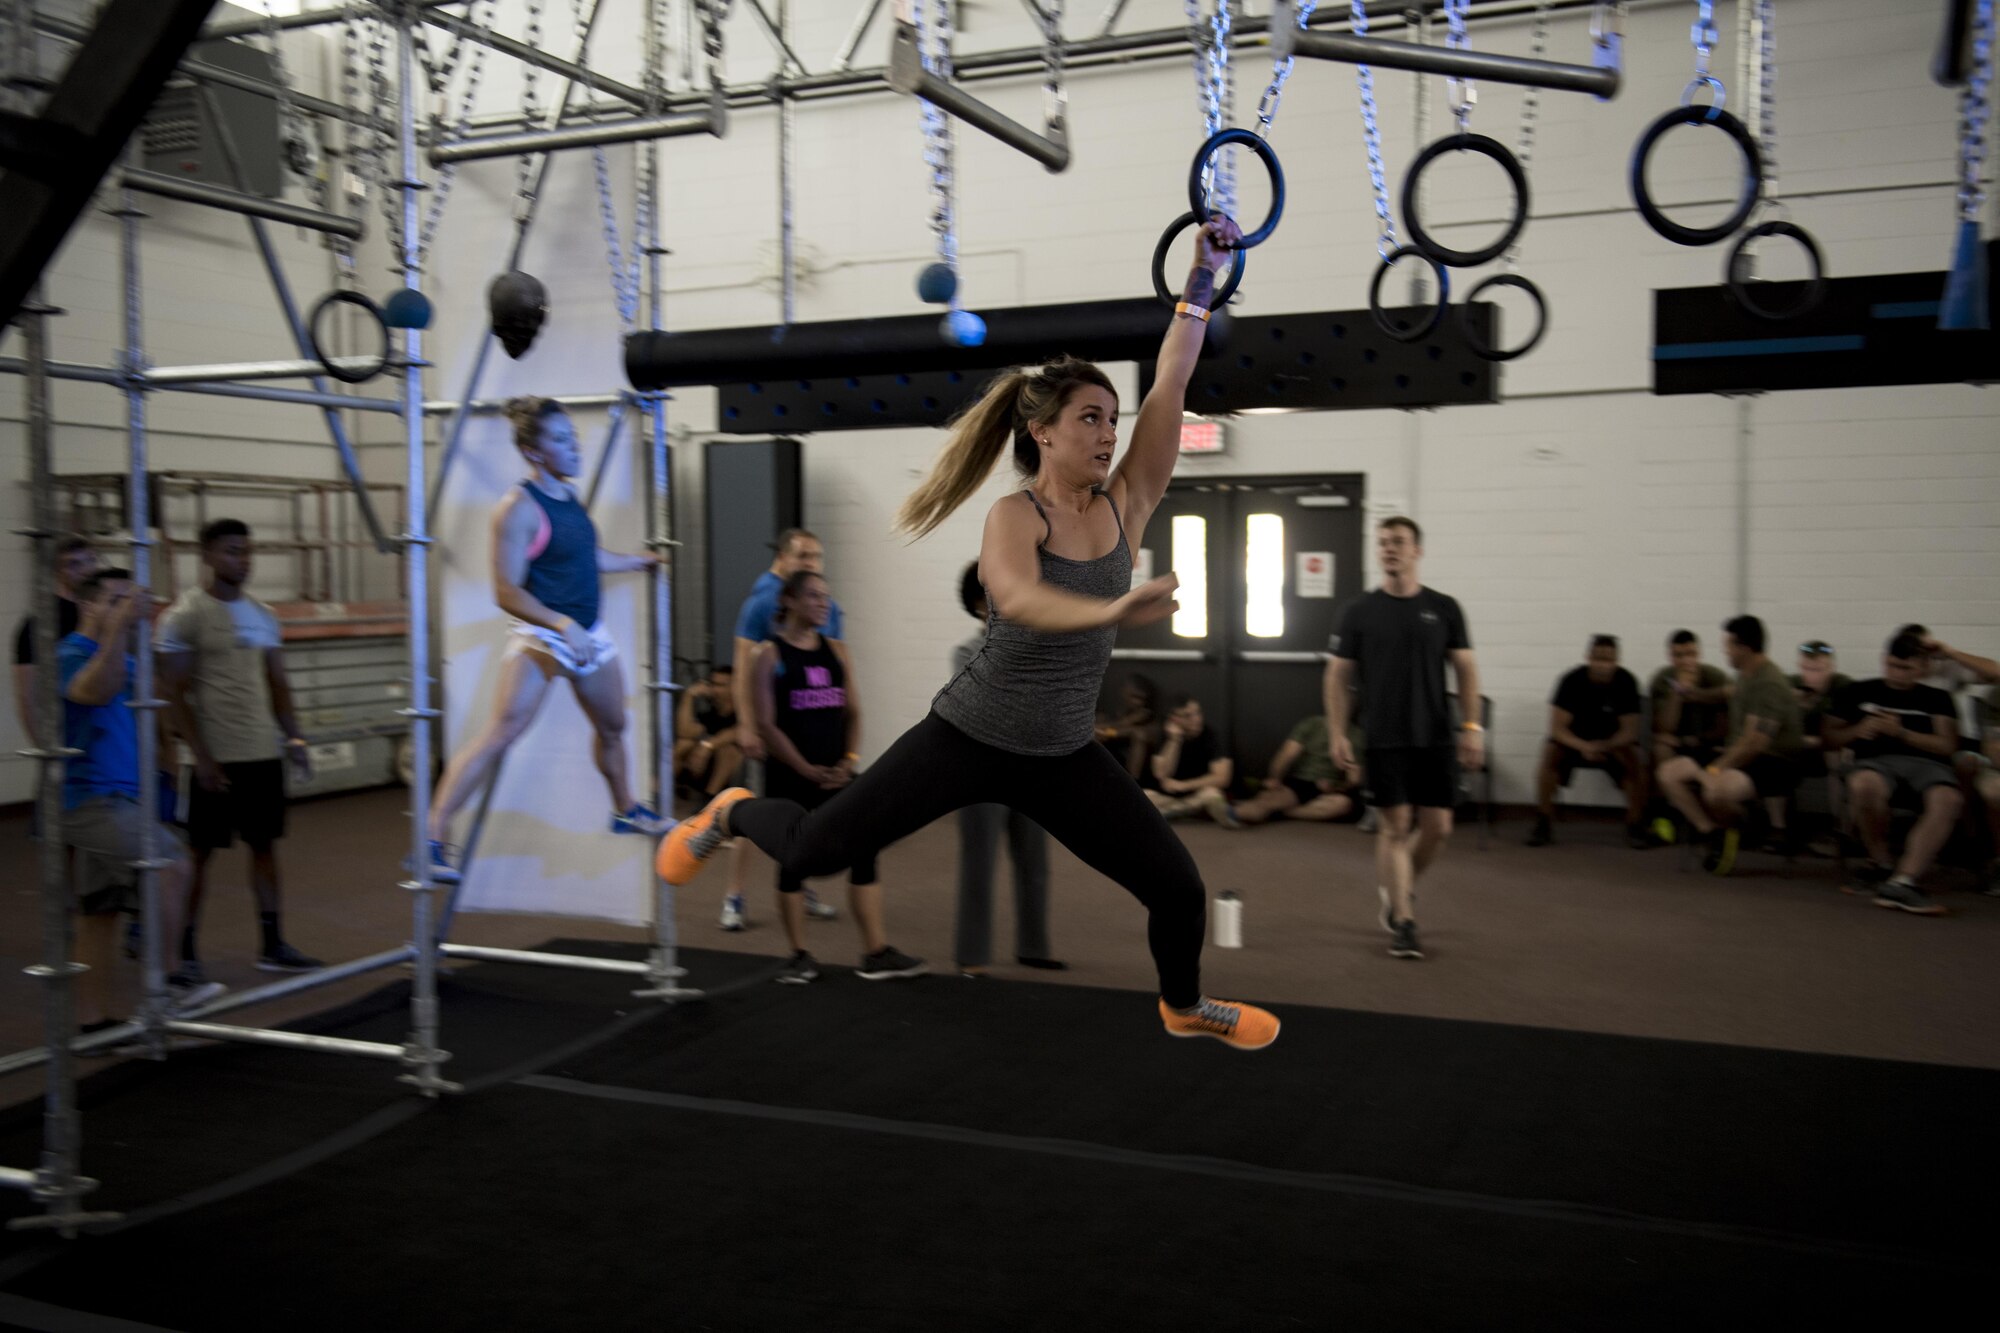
[
  {"xmin": 655, "ymin": 787, "xmax": 754, "ymax": 886},
  {"xmin": 1159, "ymin": 996, "xmax": 1280, "ymax": 1051}
]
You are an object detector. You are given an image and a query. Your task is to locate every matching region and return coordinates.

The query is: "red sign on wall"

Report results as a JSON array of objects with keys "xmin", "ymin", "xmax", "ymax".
[{"xmin": 1179, "ymin": 419, "xmax": 1227, "ymax": 454}]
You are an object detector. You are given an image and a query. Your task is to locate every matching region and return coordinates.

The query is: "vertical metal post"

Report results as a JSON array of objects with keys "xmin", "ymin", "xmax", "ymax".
[
  {"xmin": 1405, "ymin": 7, "xmax": 1430, "ymax": 307},
  {"xmin": 1734, "ymin": 394, "xmax": 1753, "ymax": 613},
  {"xmin": 778, "ymin": 0, "xmax": 797, "ymax": 325},
  {"xmin": 394, "ymin": 4, "xmax": 453, "ymax": 1096}
]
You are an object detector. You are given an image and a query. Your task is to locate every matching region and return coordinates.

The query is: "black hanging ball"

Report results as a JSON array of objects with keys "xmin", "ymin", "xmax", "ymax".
[{"xmin": 487, "ymin": 271, "xmax": 549, "ymax": 359}]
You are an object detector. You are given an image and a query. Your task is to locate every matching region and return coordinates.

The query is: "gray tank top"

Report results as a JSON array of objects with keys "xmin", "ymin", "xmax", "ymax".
[{"xmin": 933, "ymin": 488, "xmax": 1131, "ymax": 756}]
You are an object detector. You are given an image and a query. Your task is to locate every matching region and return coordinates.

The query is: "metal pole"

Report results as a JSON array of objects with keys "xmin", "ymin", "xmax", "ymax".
[
  {"xmin": 746, "ymin": 0, "xmax": 808, "ymax": 75},
  {"xmin": 1735, "ymin": 394, "xmax": 1753, "ymax": 613},
  {"xmin": 778, "ymin": 0, "xmax": 797, "ymax": 327},
  {"xmin": 427, "ymin": 0, "xmax": 610, "ymax": 532},
  {"xmin": 1096, "ymin": 0, "xmax": 1132, "ymax": 37},
  {"xmin": 189, "ymin": 81, "xmax": 393, "ymax": 555},
  {"xmin": 1407, "ymin": 8, "xmax": 1430, "ymax": 308},
  {"xmin": 420, "ymin": 5, "xmax": 648, "ymax": 107},
  {"xmin": 886, "ymin": 19, "xmax": 1070, "ymax": 172},
  {"xmin": 118, "ymin": 169, "xmax": 366, "ymax": 239},
  {"xmin": 201, "ymin": 0, "xmax": 463, "ymax": 41},
  {"xmin": 143, "ymin": 356, "xmax": 392, "ymax": 385},
  {"xmin": 0, "ymin": 356, "xmax": 404, "ymax": 412},
  {"xmin": 177, "ymin": 58, "xmax": 395, "ymax": 137},
  {"xmin": 832, "ymin": 0, "xmax": 884, "ymax": 69},
  {"xmin": 1280, "ymin": 24, "xmax": 1620, "ymax": 97},
  {"xmin": 393, "ymin": 5, "xmax": 453, "ymax": 1098},
  {"xmin": 426, "ymin": 103, "xmax": 723, "ymax": 165}
]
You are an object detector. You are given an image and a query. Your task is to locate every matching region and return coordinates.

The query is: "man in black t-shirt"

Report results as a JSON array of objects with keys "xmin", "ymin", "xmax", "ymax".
[
  {"xmin": 1824, "ymin": 634, "xmax": 1963, "ymax": 915},
  {"xmin": 12, "ymin": 536, "xmax": 99, "ymax": 750},
  {"xmin": 1145, "ymin": 694, "xmax": 1238, "ymax": 828},
  {"xmin": 1528, "ymin": 635, "xmax": 1646, "ymax": 848},
  {"xmin": 1325, "ymin": 517, "xmax": 1483, "ymax": 961}
]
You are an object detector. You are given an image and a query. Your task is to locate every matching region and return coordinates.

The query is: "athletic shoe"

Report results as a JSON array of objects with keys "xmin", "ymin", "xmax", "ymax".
[
  {"xmin": 1015, "ymin": 956, "xmax": 1068, "ymax": 971},
  {"xmin": 1651, "ymin": 816, "xmax": 1678, "ymax": 846},
  {"xmin": 1626, "ymin": 821, "xmax": 1660, "ymax": 850},
  {"xmin": 610, "ymin": 803, "xmax": 674, "ymax": 837},
  {"xmin": 656, "ymin": 787, "xmax": 754, "ymax": 885},
  {"xmin": 1376, "ymin": 885, "xmax": 1414, "ymax": 935},
  {"xmin": 1158, "ymin": 996, "xmax": 1280, "ymax": 1050},
  {"xmin": 803, "ymin": 887, "xmax": 839, "ymax": 921},
  {"xmin": 1389, "ymin": 918, "xmax": 1424, "ymax": 960},
  {"xmin": 173, "ymin": 958, "xmax": 209, "ymax": 986},
  {"xmin": 1701, "ymin": 828, "xmax": 1739, "ymax": 877},
  {"xmin": 1841, "ymin": 861, "xmax": 1894, "ymax": 896},
  {"xmin": 777, "ymin": 950, "xmax": 819, "ymax": 985},
  {"xmin": 405, "ymin": 840, "xmax": 461, "ymax": 886},
  {"xmin": 856, "ymin": 946, "xmax": 927, "ymax": 981},
  {"xmin": 256, "ymin": 942, "xmax": 324, "ymax": 974},
  {"xmin": 1873, "ymin": 878, "xmax": 1946, "ymax": 917},
  {"xmin": 1214, "ymin": 802, "xmax": 1243, "ymax": 830},
  {"xmin": 1525, "ymin": 815, "xmax": 1553, "ymax": 847},
  {"xmin": 165, "ymin": 971, "xmax": 226, "ymax": 1012},
  {"xmin": 1356, "ymin": 806, "xmax": 1379, "ymax": 835},
  {"xmin": 718, "ymin": 892, "xmax": 746, "ymax": 932}
]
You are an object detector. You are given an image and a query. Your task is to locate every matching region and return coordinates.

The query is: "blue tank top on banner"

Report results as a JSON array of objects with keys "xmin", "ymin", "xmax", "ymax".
[{"xmin": 520, "ymin": 481, "xmax": 600, "ymax": 629}]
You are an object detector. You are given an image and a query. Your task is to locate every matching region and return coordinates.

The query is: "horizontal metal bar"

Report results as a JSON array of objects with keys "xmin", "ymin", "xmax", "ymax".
[
  {"xmin": 429, "ymin": 100, "xmax": 724, "ymax": 165},
  {"xmin": 145, "ymin": 356, "xmax": 388, "ymax": 386},
  {"xmin": 1109, "ymin": 648, "xmax": 1207, "ymax": 662},
  {"xmin": 1277, "ymin": 26, "xmax": 1620, "ymax": 97},
  {"xmin": 422, "ymin": 392, "xmax": 627, "ymax": 415},
  {"xmin": 201, "ymin": 0, "xmax": 465, "ymax": 41},
  {"xmin": 120, "ymin": 168, "xmax": 364, "ymax": 239},
  {"xmin": 182, "ymin": 946, "xmax": 418, "ymax": 1022},
  {"xmin": 0, "ymin": 357, "xmax": 404, "ymax": 413},
  {"xmin": 421, "ymin": 7, "xmax": 649, "ymax": 109},
  {"xmin": 0, "ymin": 1165, "xmax": 39, "ymax": 1191},
  {"xmin": 164, "ymin": 1019, "xmax": 408, "ymax": 1060},
  {"xmin": 1237, "ymin": 650, "xmax": 1328, "ymax": 664},
  {"xmin": 437, "ymin": 943, "xmax": 653, "ymax": 976},
  {"xmin": 886, "ymin": 21, "xmax": 1068, "ymax": 172},
  {"xmin": 176, "ymin": 58, "xmax": 394, "ymax": 136}
]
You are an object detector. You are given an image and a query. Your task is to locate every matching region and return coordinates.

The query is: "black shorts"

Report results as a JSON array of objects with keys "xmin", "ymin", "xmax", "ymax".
[
  {"xmin": 1741, "ymin": 754, "xmax": 1798, "ymax": 801},
  {"xmin": 1282, "ymin": 776, "xmax": 1324, "ymax": 806},
  {"xmin": 188, "ymin": 759, "xmax": 288, "ymax": 851},
  {"xmin": 1365, "ymin": 747, "xmax": 1459, "ymax": 811},
  {"xmin": 1553, "ymin": 743, "xmax": 1628, "ymax": 787},
  {"xmin": 1662, "ymin": 737, "xmax": 1720, "ymax": 766}
]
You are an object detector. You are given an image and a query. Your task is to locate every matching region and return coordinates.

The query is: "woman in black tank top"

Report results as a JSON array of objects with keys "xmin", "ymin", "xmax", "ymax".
[
  {"xmin": 663, "ymin": 218, "xmax": 1279, "ymax": 1050},
  {"xmin": 751, "ymin": 573, "xmax": 918, "ymax": 982}
]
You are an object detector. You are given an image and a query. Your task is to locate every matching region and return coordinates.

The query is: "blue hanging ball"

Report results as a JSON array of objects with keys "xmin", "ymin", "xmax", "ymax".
[
  {"xmin": 916, "ymin": 262, "xmax": 958, "ymax": 305},
  {"xmin": 940, "ymin": 309, "xmax": 987, "ymax": 348},
  {"xmin": 381, "ymin": 288, "xmax": 434, "ymax": 330}
]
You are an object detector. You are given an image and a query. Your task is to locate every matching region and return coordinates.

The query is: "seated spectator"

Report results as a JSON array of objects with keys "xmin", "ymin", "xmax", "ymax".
[
  {"xmin": 1901, "ymin": 624, "xmax": 2000, "ymax": 892},
  {"xmin": 1649, "ymin": 629, "xmax": 1730, "ymax": 769},
  {"xmin": 1656, "ymin": 615, "xmax": 1804, "ymax": 875},
  {"xmin": 1145, "ymin": 694, "xmax": 1237, "ymax": 827},
  {"xmin": 1900, "ymin": 623, "xmax": 2000, "ymax": 700},
  {"xmin": 1980, "ymin": 683, "xmax": 2000, "ymax": 897},
  {"xmin": 1232, "ymin": 715, "xmax": 1360, "ymax": 825},
  {"xmin": 674, "ymin": 662, "xmax": 742, "ymax": 800},
  {"xmin": 1527, "ymin": 635, "xmax": 1647, "ymax": 849},
  {"xmin": 1791, "ymin": 641, "xmax": 1853, "ymax": 763},
  {"xmin": 1097, "ymin": 673, "xmax": 1161, "ymax": 783},
  {"xmin": 58, "ymin": 569, "xmax": 223, "ymax": 1031},
  {"xmin": 1824, "ymin": 634, "xmax": 1964, "ymax": 915}
]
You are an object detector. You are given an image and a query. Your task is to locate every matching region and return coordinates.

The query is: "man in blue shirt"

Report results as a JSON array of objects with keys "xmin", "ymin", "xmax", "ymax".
[
  {"xmin": 719, "ymin": 529, "xmax": 844, "ymax": 931},
  {"xmin": 59, "ymin": 569, "xmax": 223, "ymax": 1030}
]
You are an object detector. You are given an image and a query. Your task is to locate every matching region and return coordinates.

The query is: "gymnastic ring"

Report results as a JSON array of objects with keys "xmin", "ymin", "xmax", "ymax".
[
  {"xmin": 1399, "ymin": 133, "xmax": 1531, "ymax": 270},
  {"xmin": 307, "ymin": 290, "xmax": 391, "ymax": 384},
  {"xmin": 1367, "ymin": 246, "xmax": 1451, "ymax": 343},
  {"xmin": 1460, "ymin": 272, "xmax": 1549, "ymax": 362},
  {"xmin": 1725, "ymin": 219, "xmax": 1827, "ymax": 321},
  {"xmin": 1628, "ymin": 105, "xmax": 1765, "ymax": 247},
  {"xmin": 1185, "ymin": 128, "xmax": 1286, "ymax": 250},
  {"xmin": 1151, "ymin": 210, "xmax": 1247, "ymax": 308}
]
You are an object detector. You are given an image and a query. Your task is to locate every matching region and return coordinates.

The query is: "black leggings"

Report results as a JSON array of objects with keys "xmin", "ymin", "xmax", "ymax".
[
  {"xmin": 730, "ymin": 712, "xmax": 1207, "ymax": 1007},
  {"xmin": 766, "ymin": 768, "xmax": 877, "ymax": 895}
]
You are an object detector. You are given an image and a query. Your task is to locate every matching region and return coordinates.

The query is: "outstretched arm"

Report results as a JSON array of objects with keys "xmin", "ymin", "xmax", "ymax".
[
  {"xmin": 1111, "ymin": 216, "xmax": 1241, "ymax": 544},
  {"xmin": 979, "ymin": 495, "xmax": 1179, "ymax": 635}
]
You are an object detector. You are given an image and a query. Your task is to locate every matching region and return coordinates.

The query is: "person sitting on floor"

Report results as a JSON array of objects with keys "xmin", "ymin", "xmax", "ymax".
[
  {"xmin": 1527, "ymin": 635, "xmax": 1647, "ymax": 849},
  {"xmin": 1096, "ymin": 672, "xmax": 1161, "ymax": 783},
  {"xmin": 1144, "ymin": 694, "xmax": 1237, "ymax": 828},
  {"xmin": 1656, "ymin": 615, "xmax": 1804, "ymax": 875},
  {"xmin": 1823, "ymin": 633, "xmax": 1964, "ymax": 916},
  {"xmin": 1231, "ymin": 715, "xmax": 1360, "ymax": 826},
  {"xmin": 674, "ymin": 662, "xmax": 742, "ymax": 801}
]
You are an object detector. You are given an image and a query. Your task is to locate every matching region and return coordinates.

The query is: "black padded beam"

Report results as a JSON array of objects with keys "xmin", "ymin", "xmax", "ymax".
[
  {"xmin": 0, "ymin": 0, "xmax": 220, "ymax": 328},
  {"xmin": 1652, "ymin": 241, "xmax": 2000, "ymax": 395},
  {"xmin": 716, "ymin": 368, "xmax": 997, "ymax": 434}
]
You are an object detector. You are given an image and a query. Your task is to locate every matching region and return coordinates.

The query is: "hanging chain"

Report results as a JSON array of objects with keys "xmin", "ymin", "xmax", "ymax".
[
  {"xmin": 1040, "ymin": 0, "xmax": 1068, "ymax": 134},
  {"xmin": 915, "ymin": 0, "xmax": 959, "ymax": 305},
  {"xmin": 1350, "ymin": 0, "xmax": 1397, "ymax": 258},
  {"xmin": 702, "ymin": 0, "xmax": 730, "ymax": 93},
  {"xmin": 1958, "ymin": 0, "xmax": 1993, "ymax": 223},
  {"xmin": 1184, "ymin": 0, "xmax": 1236, "ymax": 220},
  {"xmin": 1254, "ymin": 0, "xmax": 1316, "ymax": 138},
  {"xmin": 1505, "ymin": 0, "xmax": 1552, "ymax": 269},
  {"xmin": 412, "ymin": 0, "xmax": 497, "ymax": 270},
  {"xmin": 359, "ymin": 13, "xmax": 404, "ymax": 248},
  {"xmin": 1757, "ymin": 0, "xmax": 1778, "ymax": 197},
  {"xmin": 510, "ymin": 0, "xmax": 548, "ymax": 222},
  {"xmin": 1686, "ymin": 0, "xmax": 1724, "ymax": 107},
  {"xmin": 1441, "ymin": 0, "xmax": 1475, "ymax": 132}
]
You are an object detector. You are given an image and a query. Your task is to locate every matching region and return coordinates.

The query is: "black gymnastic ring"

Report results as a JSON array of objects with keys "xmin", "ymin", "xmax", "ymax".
[
  {"xmin": 1725, "ymin": 220, "xmax": 1827, "ymax": 321},
  {"xmin": 1151, "ymin": 210, "xmax": 1247, "ymax": 307},
  {"xmin": 1460, "ymin": 272, "xmax": 1549, "ymax": 362},
  {"xmin": 1367, "ymin": 246, "xmax": 1451, "ymax": 343},
  {"xmin": 307, "ymin": 290, "xmax": 391, "ymax": 384},
  {"xmin": 1185, "ymin": 128, "xmax": 1286, "ymax": 249},
  {"xmin": 1629, "ymin": 105, "xmax": 1765, "ymax": 247},
  {"xmin": 1399, "ymin": 133, "xmax": 1531, "ymax": 270}
]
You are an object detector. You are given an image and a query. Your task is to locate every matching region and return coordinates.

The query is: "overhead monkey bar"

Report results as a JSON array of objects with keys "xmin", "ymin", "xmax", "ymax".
[
  {"xmin": 1270, "ymin": 0, "xmax": 1623, "ymax": 98},
  {"xmin": 886, "ymin": 6, "xmax": 1070, "ymax": 172},
  {"xmin": 428, "ymin": 95, "xmax": 727, "ymax": 166}
]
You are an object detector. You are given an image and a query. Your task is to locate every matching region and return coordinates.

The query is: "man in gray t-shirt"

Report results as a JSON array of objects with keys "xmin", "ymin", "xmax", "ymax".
[{"xmin": 157, "ymin": 520, "xmax": 319, "ymax": 977}]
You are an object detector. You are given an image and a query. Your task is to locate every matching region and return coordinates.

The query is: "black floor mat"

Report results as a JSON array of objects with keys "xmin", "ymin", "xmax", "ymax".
[{"xmin": 0, "ymin": 949, "xmax": 1987, "ymax": 1330}]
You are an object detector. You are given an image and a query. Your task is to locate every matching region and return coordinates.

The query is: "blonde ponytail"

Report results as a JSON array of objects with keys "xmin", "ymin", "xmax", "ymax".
[{"xmin": 895, "ymin": 356, "xmax": 1116, "ymax": 540}]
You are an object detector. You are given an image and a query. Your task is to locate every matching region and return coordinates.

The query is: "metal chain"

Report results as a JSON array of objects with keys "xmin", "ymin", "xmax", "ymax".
[
  {"xmin": 331, "ymin": 12, "xmax": 370, "ymax": 285},
  {"xmin": 360, "ymin": 13, "xmax": 403, "ymax": 247},
  {"xmin": 1040, "ymin": 0, "xmax": 1068, "ymax": 134},
  {"xmin": 1350, "ymin": 0, "xmax": 1397, "ymax": 258},
  {"xmin": 588, "ymin": 0, "xmax": 663, "ymax": 329},
  {"xmin": 702, "ymin": 0, "xmax": 730, "ymax": 93},
  {"xmin": 915, "ymin": 0, "xmax": 959, "ymax": 307},
  {"xmin": 1254, "ymin": 0, "xmax": 1316, "ymax": 138},
  {"xmin": 1506, "ymin": 0, "xmax": 1552, "ymax": 269},
  {"xmin": 512, "ymin": 0, "xmax": 548, "ymax": 220},
  {"xmin": 1687, "ymin": 0, "xmax": 1724, "ymax": 107},
  {"xmin": 1441, "ymin": 0, "xmax": 1474, "ymax": 131},
  {"xmin": 411, "ymin": 0, "xmax": 476, "ymax": 101},
  {"xmin": 1184, "ymin": 0, "xmax": 1235, "ymax": 220},
  {"xmin": 415, "ymin": 0, "xmax": 498, "ymax": 268},
  {"xmin": 1757, "ymin": 0, "xmax": 1777, "ymax": 195},
  {"xmin": 1959, "ymin": 0, "xmax": 1993, "ymax": 223},
  {"xmin": 255, "ymin": 1, "xmax": 317, "ymax": 180}
]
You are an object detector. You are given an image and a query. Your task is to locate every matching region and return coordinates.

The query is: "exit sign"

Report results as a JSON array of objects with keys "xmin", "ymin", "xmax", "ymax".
[{"xmin": 1179, "ymin": 419, "xmax": 1227, "ymax": 454}]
